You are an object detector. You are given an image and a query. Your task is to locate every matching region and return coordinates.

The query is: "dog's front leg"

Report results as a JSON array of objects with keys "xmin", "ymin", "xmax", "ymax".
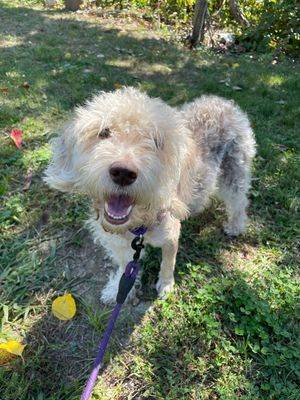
[
  {"xmin": 156, "ymin": 238, "xmax": 179, "ymax": 298},
  {"xmin": 149, "ymin": 214, "xmax": 181, "ymax": 298},
  {"xmin": 98, "ymin": 233, "xmax": 137, "ymax": 305}
]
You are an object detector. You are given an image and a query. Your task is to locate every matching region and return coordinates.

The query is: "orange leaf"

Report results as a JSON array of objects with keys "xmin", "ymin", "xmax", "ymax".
[{"xmin": 10, "ymin": 129, "xmax": 23, "ymax": 149}]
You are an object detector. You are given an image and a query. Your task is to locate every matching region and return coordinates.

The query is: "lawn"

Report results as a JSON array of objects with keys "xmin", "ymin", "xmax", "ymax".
[{"xmin": 0, "ymin": 1, "xmax": 299, "ymax": 399}]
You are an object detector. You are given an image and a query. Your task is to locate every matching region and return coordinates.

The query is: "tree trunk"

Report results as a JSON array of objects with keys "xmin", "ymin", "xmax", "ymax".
[
  {"xmin": 64, "ymin": 0, "xmax": 82, "ymax": 11},
  {"xmin": 189, "ymin": 0, "xmax": 208, "ymax": 48},
  {"xmin": 228, "ymin": 0, "xmax": 249, "ymax": 27}
]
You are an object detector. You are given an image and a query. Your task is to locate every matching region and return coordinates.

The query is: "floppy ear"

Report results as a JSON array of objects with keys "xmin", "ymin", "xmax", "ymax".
[{"xmin": 44, "ymin": 124, "xmax": 77, "ymax": 193}]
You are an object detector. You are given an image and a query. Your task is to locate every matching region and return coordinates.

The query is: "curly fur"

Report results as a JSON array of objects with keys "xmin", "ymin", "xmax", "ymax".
[{"xmin": 44, "ymin": 87, "xmax": 256, "ymax": 303}]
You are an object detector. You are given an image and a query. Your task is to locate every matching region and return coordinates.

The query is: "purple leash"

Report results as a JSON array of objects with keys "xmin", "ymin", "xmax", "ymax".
[{"xmin": 80, "ymin": 227, "xmax": 147, "ymax": 400}]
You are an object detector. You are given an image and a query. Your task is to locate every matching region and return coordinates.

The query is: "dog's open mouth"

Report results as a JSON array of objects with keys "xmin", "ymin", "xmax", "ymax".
[{"xmin": 104, "ymin": 194, "xmax": 134, "ymax": 225}]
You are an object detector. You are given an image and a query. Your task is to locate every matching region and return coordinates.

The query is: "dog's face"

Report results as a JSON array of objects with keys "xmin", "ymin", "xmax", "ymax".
[{"xmin": 45, "ymin": 88, "xmax": 192, "ymax": 232}]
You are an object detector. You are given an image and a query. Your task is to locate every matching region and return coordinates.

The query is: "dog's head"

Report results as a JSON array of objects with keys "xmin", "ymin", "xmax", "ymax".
[{"xmin": 44, "ymin": 87, "xmax": 194, "ymax": 233}]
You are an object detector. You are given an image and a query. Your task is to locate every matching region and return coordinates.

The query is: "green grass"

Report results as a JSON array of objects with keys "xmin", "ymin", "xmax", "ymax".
[{"xmin": 0, "ymin": 1, "xmax": 299, "ymax": 399}]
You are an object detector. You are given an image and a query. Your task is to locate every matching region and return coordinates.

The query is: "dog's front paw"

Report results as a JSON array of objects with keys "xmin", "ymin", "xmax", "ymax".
[
  {"xmin": 101, "ymin": 279, "xmax": 139, "ymax": 305},
  {"xmin": 101, "ymin": 283, "xmax": 118, "ymax": 305},
  {"xmin": 156, "ymin": 277, "xmax": 175, "ymax": 299}
]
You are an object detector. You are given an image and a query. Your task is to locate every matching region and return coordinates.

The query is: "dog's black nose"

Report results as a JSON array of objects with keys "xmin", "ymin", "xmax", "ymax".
[{"xmin": 109, "ymin": 162, "xmax": 138, "ymax": 186}]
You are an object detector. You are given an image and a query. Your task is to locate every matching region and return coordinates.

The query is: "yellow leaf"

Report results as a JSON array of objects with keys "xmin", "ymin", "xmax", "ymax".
[
  {"xmin": 114, "ymin": 83, "xmax": 122, "ymax": 89},
  {"xmin": 0, "ymin": 340, "xmax": 26, "ymax": 364},
  {"xmin": 52, "ymin": 293, "xmax": 76, "ymax": 320}
]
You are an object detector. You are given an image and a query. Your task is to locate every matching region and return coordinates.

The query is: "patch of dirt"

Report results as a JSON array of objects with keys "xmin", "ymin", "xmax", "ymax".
[
  {"xmin": 26, "ymin": 227, "xmax": 152, "ymax": 395},
  {"xmin": 53, "ymin": 227, "xmax": 156, "ymax": 308},
  {"xmin": 54, "ymin": 227, "xmax": 112, "ymax": 306}
]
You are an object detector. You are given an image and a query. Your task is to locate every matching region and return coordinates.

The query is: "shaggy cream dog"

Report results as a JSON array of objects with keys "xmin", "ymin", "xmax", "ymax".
[{"xmin": 45, "ymin": 87, "xmax": 256, "ymax": 303}]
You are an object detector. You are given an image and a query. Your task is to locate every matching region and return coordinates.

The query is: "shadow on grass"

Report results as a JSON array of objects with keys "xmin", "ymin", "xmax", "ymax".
[
  {"xmin": 137, "ymin": 211, "xmax": 299, "ymax": 399},
  {"xmin": 2, "ymin": 210, "xmax": 298, "ymax": 399},
  {"xmin": 129, "ymin": 270, "xmax": 299, "ymax": 399},
  {"xmin": 0, "ymin": 2, "xmax": 299, "ymax": 399}
]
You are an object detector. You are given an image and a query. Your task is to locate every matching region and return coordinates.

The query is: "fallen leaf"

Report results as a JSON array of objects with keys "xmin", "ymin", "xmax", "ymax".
[
  {"xmin": 251, "ymin": 190, "xmax": 260, "ymax": 198},
  {"xmin": 114, "ymin": 83, "xmax": 123, "ymax": 89},
  {"xmin": 40, "ymin": 210, "xmax": 49, "ymax": 225},
  {"xmin": 274, "ymin": 143, "xmax": 288, "ymax": 152},
  {"xmin": 232, "ymin": 85, "xmax": 242, "ymax": 91},
  {"xmin": 0, "ymin": 341, "xmax": 26, "ymax": 364},
  {"xmin": 21, "ymin": 82, "xmax": 30, "ymax": 89},
  {"xmin": 23, "ymin": 169, "xmax": 33, "ymax": 191},
  {"xmin": 241, "ymin": 251, "xmax": 251, "ymax": 260},
  {"xmin": 0, "ymin": 87, "xmax": 8, "ymax": 93},
  {"xmin": 44, "ymin": 0, "xmax": 57, "ymax": 7},
  {"xmin": 52, "ymin": 293, "xmax": 76, "ymax": 321},
  {"xmin": 10, "ymin": 129, "xmax": 23, "ymax": 148}
]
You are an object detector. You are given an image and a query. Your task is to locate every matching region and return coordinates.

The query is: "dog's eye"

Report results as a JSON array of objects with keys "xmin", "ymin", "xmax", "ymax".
[
  {"xmin": 98, "ymin": 128, "xmax": 111, "ymax": 139},
  {"xmin": 154, "ymin": 138, "xmax": 164, "ymax": 150}
]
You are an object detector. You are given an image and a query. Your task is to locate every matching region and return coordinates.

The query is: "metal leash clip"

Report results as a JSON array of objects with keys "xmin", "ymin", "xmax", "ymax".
[{"xmin": 131, "ymin": 235, "xmax": 145, "ymax": 262}]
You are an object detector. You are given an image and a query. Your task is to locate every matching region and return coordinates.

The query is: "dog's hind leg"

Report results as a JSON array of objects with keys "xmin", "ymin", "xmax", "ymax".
[
  {"xmin": 219, "ymin": 184, "xmax": 249, "ymax": 236},
  {"xmin": 217, "ymin": 147, "xmax": 252, "ymax": 236}
]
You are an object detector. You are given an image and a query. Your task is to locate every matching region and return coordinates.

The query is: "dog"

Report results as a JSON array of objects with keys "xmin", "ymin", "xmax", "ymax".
[{"xmin": 44, "ymin": 87, "xmax": 256, "ymax": 304}]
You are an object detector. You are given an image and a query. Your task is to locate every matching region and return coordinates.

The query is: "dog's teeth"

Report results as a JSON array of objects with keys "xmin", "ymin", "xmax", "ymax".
[
  {"xmin": 107, "ymin": 212, "xmax": 126, "ymax": 220},
  {"xmin": 105, "ymin": 201, "xmax": 133, "ymax": 221}
]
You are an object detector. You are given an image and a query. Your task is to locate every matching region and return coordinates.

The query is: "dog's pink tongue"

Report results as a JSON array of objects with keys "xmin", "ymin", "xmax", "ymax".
[{"xmin": 107, "ymin": 194, "xmax": 133, "ymax": 216}]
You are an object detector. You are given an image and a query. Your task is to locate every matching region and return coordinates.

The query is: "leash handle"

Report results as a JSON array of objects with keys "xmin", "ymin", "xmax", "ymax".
[
  {"xmin": 80, "ymin": 229, "xmax": 146, "ymax": 400},
  {"xmin": 117, "ymin": 260, "xmax": 139, "ymax": 304},
  {"xmin": 80, "ymin": 302, "xmax": 122, "ymax": 400}
]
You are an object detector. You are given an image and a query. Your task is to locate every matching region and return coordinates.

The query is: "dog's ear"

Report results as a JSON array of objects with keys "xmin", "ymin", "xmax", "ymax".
[{"xmin": 44, "ymin": 123, "xmax": 78, "ymax": 193}]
